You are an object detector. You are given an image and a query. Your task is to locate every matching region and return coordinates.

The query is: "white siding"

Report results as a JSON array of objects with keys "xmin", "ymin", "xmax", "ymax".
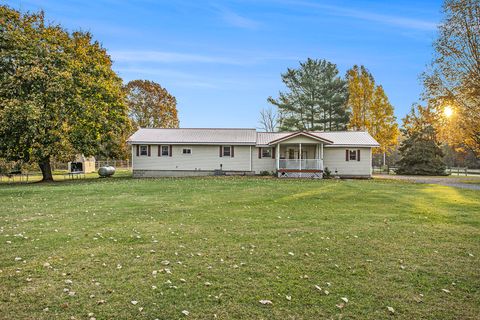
[
  {"xmin": 251, "ymin": 147, "xmax": 275, "ymax": 173},
  {"xmin": 131, "ymin": 144, "xmax": 373, "ymax": 177},
  {"xmin": 323, "ymin": 147, "xmax": 372, "ymax": 176},
  {"xmin": 132, "ymin": 145, "xmax": 251, "ymax": 171}
]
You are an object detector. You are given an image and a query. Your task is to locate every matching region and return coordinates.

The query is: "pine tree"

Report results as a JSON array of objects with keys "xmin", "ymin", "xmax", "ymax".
[
  {"xmin": 396, "ymin": 105, "xmax": 446, "ymax": 175},
  {"xmin": 268, "ymin": 58, "xmax": 349, "ymax": 131}
]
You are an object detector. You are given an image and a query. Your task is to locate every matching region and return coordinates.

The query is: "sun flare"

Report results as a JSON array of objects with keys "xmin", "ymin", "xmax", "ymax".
[{"xmin": 444, "ymin": 105, "xmax": 453, "ymax": 117}]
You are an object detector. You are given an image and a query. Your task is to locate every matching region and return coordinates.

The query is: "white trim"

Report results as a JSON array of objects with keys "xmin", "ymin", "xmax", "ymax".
[
  {"xmin": 249, "ymin": 146, "xmax": 252, "ymax": 171},
  {"xmin": 299, "ymin": 143, "xmax": 302, "ymax": 171},
  {"xmin": 131, "ymin": 145, "xmax": 134, "ymax": 168},
  {"xmin": 261, "ymin": 147, "xmax": 273, "ymax": 158},
  {"xmin": 160, "ymin": 145, "xmax": 170, "ymax": 157},
  {"xmin": 222, "ymin": 145, "xmax": 232, "ymax": 157},
  {"xmin": 139, "ymin": 145, "xmax": 148, "ymax": 156},
  {"xmin": 276, "ymin": 143, "xmax": 280, "ymax": 170}
]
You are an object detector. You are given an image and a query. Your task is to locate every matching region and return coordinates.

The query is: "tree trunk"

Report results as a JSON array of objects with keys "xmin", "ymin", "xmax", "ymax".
[{"xmin": 38, "ymin": 157, "xmax": 54, "ymax": 182}]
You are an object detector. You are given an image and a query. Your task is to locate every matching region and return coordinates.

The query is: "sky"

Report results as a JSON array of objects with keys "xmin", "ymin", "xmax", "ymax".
[{"xmin": 6, "ymin": 0, "xmax": 443, "ymax": 128}]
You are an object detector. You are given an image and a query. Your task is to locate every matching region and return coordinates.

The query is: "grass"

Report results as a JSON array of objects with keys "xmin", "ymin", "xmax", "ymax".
[
  {"xmin": 0, "ymin": 177, "xmax": 479, "ymax": 319},
  {"xmin": 0, "ymin": 169, "xmax": 132, "ymax": 184}
]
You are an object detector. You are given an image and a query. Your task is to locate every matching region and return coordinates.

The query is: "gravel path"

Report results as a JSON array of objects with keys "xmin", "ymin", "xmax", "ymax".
[{"xmin": 375, "ymin": 174, "xmax": 480, "ymax": 191}]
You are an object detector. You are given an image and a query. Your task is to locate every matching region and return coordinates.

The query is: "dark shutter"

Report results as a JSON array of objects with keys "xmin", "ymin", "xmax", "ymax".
[
  {"xmin": 147, "ymin": 145, "xmax": 151, "ymax": 157},
  {"xmin": 219, "ymin": 146, "xmax": 223, "ymax": 157},
  {"xmin": 136, "ymin": 145, "xmax": 139, "ymax": 157},
  {"xmin": 345, "ymin": 149, "xmax": 349, "ymax": 161},
  {"xmin": 258, "ymin": 148, "xmax": 262, "ymax": 159},
  {"xmin": 231, "ymin": 146, "xmax": 234, "ymax": 157},
  {"xmin": 158, "ymin": 145, "xmax": 161, "ymax": 157},
  {"xmin": 169, "ymin": 145, "xmax": 173, "ymax": 157},
  {"xmin": 357, "ymin": 149, "xmax": 360, "ymax": 161},
  {"xmin": 272, "ymin": 147, "xmax": 276, "ymax": 159}
]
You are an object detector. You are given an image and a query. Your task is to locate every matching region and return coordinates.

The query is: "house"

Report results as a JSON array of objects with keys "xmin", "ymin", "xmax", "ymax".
[{"xmin": 127, "ymin": 128, "xmax": 379, "ymax": 178}]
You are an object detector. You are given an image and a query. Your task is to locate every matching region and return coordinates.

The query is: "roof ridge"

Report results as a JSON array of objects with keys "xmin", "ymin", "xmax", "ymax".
[{"xmin": 139, "ymin": 127, "xmax": 256, "ymax": 130}]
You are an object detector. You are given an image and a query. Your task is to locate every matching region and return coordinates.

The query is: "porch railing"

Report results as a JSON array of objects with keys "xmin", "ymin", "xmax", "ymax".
[{"xmin": 278, "ymin": 159, "xmax": 322, "ymax": 170}]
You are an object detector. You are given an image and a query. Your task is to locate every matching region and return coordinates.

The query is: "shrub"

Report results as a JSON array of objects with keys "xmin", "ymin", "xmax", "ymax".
[{"xmin": 323, "ymin": 167, "xmax": 331, "ymax": 179}]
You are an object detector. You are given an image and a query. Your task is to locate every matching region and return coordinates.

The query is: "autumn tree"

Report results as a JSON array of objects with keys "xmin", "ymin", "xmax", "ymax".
[
  {"xmin": 346, "ymin": 65, "xmax": 399, "ymax": 161},
  {"xmin": 346, "ymin": 65, "xmax": 375, "ymax": 131},
  {"xmin": 397, "ymin": 104, "xmax": 446, "ymax": 175},
  {"xmin": 0, "ymin": 6, "xmax": 130, "ymax": 181},
  {"xmin": 125, "ymin": 80, "xmax": 179, "ymax": 129},
  {"xmin": 268, "ymin": 58, "xmax": 349, "ymax": 131},
  {"xmin": 423, "ymin": 0, "xmax": 480, "ymax": 156}
]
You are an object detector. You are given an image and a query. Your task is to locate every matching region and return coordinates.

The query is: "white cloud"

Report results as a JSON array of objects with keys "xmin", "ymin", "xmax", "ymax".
[
  {"xmin": 273, "ymin": 0, "xmax": 437, "ymax": 31},
  {"xmin": 110, "ymin": 50, "xmax": 241, "ymax": 64},
  {"xmin": 219, "ymin": 7, "xmax": 260, "ymax": 29},
  {"xmin": 110, "ymin": 50, "xmax": 298, "ymax": 65}
]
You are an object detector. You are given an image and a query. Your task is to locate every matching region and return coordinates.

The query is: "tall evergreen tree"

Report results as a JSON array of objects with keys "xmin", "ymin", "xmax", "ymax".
[
  {"xmin": 397, "ymin": 105, "xmax": 446, "ymax": 175},
  {"xmin": 268, "ymin": 58, "xmax": 349, "ymax": 131}
]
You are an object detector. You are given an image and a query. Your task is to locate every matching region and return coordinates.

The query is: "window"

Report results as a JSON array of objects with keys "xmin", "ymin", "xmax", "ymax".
[
  {"xmin": 349, "ymin": 150, "xmax": 357, "ymax": 161},
  {"xmin": 262, "ymin": 147, "xmax": 272, "ymax": 158},
  {"xmin": 222, "ymin": 146, "xmax": 231, "ymax": 157},
  {"xmin": 182, "ymin": 148, "xmax": 192, "ymax": 155},
  {"xmin": 161, "ymin": 145, "xmax": 170, "ymax": 156},
  {"xmin": 140, "ymin": 145, "xmax": 148, "ymax": 156}
]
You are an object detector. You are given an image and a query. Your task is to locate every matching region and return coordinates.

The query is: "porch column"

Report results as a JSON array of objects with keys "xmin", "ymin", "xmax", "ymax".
[
  {"xmin": 321, "ymin": 143, "xmax": 324, "ymax": 170},
  {"xmin": 317, "ymin": 143, "xmax": 320, "ymax": 169},
  {"xmin": 276, "ymin": 143, "xmax": 280, "ymax": 170},
  {"xmin": 299, "ymin": 143, "xmax": 302, "ymax": 170}
]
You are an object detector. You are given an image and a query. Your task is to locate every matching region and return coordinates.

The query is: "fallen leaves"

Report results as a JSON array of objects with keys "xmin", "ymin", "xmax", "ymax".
[{"xmin": 387, "ymin": 306, "xmax": 395, "ymax": 314}]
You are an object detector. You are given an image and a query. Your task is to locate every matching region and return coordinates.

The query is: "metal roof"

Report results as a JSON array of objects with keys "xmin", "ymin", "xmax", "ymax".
[
  {"xmin": 312, "ymin": 131, "xmax": 380, "ymax": 147},
  {"xmin": 127, "ymin": 128, "xmax": 257, "ymax": 145},
  {"xmin": 128, "ymin": 128, "xmax": 379, "ymax": 147},
  {"xmin": 257, "ymin": 131, "xmax": 379, "ymax": 147}
]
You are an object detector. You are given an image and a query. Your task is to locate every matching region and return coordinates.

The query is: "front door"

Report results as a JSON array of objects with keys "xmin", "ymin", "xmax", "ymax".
[{"xmin": 287, "ymin": 148, "xmax": 296, "ymax": 159}]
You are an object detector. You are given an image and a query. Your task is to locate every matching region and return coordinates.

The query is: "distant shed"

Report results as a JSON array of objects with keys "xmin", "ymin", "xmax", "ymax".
[{"xmin": 68, "ymin": 155, "xmax": 96, "ymax": 173}]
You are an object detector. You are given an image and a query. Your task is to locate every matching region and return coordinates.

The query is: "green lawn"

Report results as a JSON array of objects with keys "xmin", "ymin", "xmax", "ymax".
[{"xmin": 1, "ymin": 177, "xmax": 479, "ymax": 319}]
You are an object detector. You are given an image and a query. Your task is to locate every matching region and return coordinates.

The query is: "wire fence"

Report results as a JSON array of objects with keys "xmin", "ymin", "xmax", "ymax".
[
  {"xmin": 95, "ymin": 160, "xmax": 130, "ymax": 170},
  {"xmin": 373, "ymin": 166, "xmax": 480, "ymax": 176},
  {"xmin": 0, "ymin": 159, "xmax": 131, "ymax": 184}
]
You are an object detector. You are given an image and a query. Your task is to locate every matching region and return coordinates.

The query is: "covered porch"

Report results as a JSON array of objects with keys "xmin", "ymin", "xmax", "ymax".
[
  {"xmin": 270, "ymin": 132, "xmax": 332, "ymax": 178},
  {"xmin": 274, "ymin": 143, "xmax": 324, "ymax": 178}
]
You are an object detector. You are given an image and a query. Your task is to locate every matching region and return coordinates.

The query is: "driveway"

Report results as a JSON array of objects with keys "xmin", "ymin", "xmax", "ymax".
[{"xmin": 375, "ymin": 174, "xmax": 480, "ymax": 190}]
